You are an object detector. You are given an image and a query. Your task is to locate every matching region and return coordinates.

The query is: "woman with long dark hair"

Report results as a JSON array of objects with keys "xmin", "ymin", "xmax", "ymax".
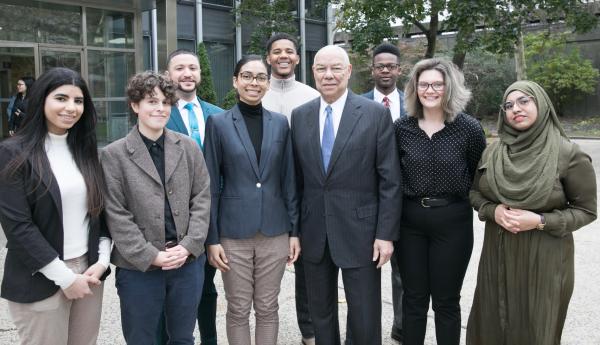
[
  {"xmin": 205, "ymin": 55, "xmax": 299, "ymax": 345},
  {"xmin": 0, "ymin": 67, "xmax": 110, "ymax": 345},
  {"xmin": 8, "ymin": 76, "xmax": 35, "ymax": 136}
]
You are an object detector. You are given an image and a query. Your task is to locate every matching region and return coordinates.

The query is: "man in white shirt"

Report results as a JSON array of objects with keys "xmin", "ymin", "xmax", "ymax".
[
  {"xmin": 262, "ymin": 33, "xmax": 319, "ymax": 345},
  {"xmin": 362, "ymin": 42, "xmax": 408, "ymax": 122}
]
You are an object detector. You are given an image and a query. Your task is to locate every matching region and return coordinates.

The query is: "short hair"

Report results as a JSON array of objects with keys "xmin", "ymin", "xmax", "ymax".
[
  {"xmin": 233, "ymin": 55, "xmax": 269, "ymax": 77},
  {"xmin": 126, "ymin": 71, "xmax": 178, "ymax": 110},
  {"xmin": 166, "ymin": 49, "xmax": 199, "ymax": 68},
  {"xmin": 20, "ymin": 76, "xmax": 36, "ymax": 92},
  {"xmin": 372, "ymin": 43, "xmax": 400, "ymax": 63},
  {"xmin": 314, "ymin": 45, "xmax": 350, "ymax": 66},
  {"xmin": 404, "ymin": 58, "xmax": 471, "ymax": 122},
  {"xmin": 266, "ymin": 33, "xmax": 299, "ymax": 53}
]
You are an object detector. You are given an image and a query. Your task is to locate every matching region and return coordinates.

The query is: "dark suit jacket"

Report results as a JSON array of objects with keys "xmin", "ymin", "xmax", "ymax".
[
  {"xmin": 0, "ymin": 139, "xmax": 109, "ymax": 303},
  {"xmin": 166, "ymin": 97, "xmax": 223, "ymax": 141},
  {"xmin": 291, "ymin": 91, "xmax": 402, "ymax": 268},
  {"xmin": 203, "ymin": 104, "xmax": 298, "ymax": 245},
  {"xmin": 362, "ymin": 89, "xmax": 408, "ymax": 119}
]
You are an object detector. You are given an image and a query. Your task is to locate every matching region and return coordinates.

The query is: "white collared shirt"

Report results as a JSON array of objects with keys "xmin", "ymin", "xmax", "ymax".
[
  {"xmin": 373, "ymin": 88, "xmax": 401, "ymax": 121},
  {"xmin": 177, "ymin": 98, "xmax": 206, "ymax": 143},
  {"xmin": 319, "ymin": 89, "xmax": 348, "ymax": 143}
]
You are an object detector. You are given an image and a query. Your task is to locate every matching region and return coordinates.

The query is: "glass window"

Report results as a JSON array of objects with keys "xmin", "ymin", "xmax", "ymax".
[
  {"xmin": 87, "ymin": 7, "xmax": 134, "ymax": 49},
  {"xmin": 94, "ymin": 100, "xmax": 132, "ymax": 146},
  {"xmin": 306, "ymin": 0, "xmax": 326, "ymax": 20},
  {"xmin": 178, "ymin": 39, "xmax": 197, "ymax": 52},
  {"xmin": 88, "ymin": 50, "xmax": 135, "ymax": 98},
  {"xmin": 0, "ymin": 0, "xmax": 81, "ymax": 45},
  {"xmin": 203, "ymin": 0, "xmax": 233, "ymax": 6},
  {"xmin": 177, "ymin": 3, "xmax": 196, "ymax": 40}
]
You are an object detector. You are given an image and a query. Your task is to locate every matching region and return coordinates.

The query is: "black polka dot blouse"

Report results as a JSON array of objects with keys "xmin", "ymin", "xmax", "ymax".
[{"xmin": 393, "ymin": 113, "xmax": 486, "ymax": 198}]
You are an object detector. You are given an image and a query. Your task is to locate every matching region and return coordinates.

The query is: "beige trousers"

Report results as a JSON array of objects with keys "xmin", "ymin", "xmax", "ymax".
[
  {"xmin": 221, "ymin": 232, "xmax": 289, "ymax": 345},
  {"xmin": 8, "ymin": 255, "xmax": 105, "ymax": 345}
]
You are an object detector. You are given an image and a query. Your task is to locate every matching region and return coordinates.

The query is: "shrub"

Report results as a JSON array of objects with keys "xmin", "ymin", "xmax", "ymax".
[{"xmin": 196, "ymin": 42, "xmax": 218, "ymax": 105}]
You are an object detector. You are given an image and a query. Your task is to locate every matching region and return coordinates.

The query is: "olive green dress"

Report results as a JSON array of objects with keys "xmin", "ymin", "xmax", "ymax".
[{"xmin": 467, "ymin": 138, "xmax": 597, "ymax": 345}]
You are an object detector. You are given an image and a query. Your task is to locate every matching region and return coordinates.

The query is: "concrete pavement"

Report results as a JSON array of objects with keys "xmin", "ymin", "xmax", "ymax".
[{"xmin": 1, "ymin": 139, "xmax": 599, "ymax": 345}]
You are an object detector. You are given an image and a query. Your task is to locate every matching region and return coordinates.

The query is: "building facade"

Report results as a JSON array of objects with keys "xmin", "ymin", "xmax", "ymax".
[{"xmin": 0, "ymin": 0, "xmax": 330, "ymax": 143}]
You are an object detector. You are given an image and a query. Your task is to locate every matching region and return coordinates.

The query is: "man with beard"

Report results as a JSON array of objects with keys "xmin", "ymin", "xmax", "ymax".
[
  {"xmin": 155, "ymin": 49, "xmax": 223, "ymax": 345},
  {"xmin": 262, "ymin": 33, "xmax": 319, "ymax": 345},
  {"xmin": 363, "ymin": 43, "xmax": 407, "ymax": 122}
]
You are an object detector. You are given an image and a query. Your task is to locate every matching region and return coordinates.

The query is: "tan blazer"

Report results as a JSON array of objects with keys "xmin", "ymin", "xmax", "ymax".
[{"xmin": 100, "ymin": 126, "xmax": 211, "ymax": 272}]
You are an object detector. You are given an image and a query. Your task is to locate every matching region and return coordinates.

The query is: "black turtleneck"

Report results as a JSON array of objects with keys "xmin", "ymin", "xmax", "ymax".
[{"xmin": 238, "ymin": 101, "xmax": 263, "ymax": 163}]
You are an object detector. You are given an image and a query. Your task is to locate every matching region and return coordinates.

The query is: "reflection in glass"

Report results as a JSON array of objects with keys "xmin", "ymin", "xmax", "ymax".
[
  {"xmin": 306, "ymin": 0, "xmax": 326, "ymax": 20},
  {"xmin": 0, "ymin": 47, "xmax": 36, "ymax": 138},
  {"xmin": 205, "ymin": 42, "xmax": 235, "ymax": 105},
  {"xmin": 203, "ymin": 0, "xmax": 233, "ymax": 6},
  {"xmin": 87, "ymin": 7, "xmax": 134, "ymax": 49},
  {"xmin": 41, "ymin": 50, "xmax": 81, "ymax": 74},
  {"xmin": 95, "ymin": 100, "xmax": 132, "ymax": 146},
  {"xmin": 88, "ymin": 51, "xmax": 135, "ymax": 98},
  {"xmin": 0, "ymin": 0, "xmax": 81, "ymax": 45}
]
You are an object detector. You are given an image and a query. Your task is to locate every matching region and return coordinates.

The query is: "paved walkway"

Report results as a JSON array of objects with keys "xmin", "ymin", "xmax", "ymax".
[{"xmin": 1, "ymin": 139, "xmax": 599, "ymax": 344}]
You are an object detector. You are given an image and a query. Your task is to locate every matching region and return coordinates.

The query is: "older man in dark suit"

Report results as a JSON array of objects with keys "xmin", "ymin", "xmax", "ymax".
[{"xmin": 290, "ymin": 45, "xmax": 402, "ymax": 345}]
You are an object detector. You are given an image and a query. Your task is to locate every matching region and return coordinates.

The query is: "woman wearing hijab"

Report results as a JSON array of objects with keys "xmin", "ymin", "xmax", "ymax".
[{"xmin": 467, "ymin": 80, "xmax": 597, "ymax": 345}]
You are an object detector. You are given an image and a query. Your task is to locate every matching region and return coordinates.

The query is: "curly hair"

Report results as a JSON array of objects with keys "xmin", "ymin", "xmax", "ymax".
[
  {"xmin": 404, "ymin": 58, "xmax": 471, "ymax": 122},
  {"xmin": 126, "ymin": 71, "xmax": 178, "ymax": 112}
]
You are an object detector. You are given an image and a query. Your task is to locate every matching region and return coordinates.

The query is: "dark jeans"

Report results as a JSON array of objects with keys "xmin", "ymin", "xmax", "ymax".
[
  {"xmin": 294, "ymin": 256, "xmax": 315, "ymax": 339},
  {"xmin": 117, "ymin": 256, "xmax": 205, "ymax": 345},
  {"xmin": 155, "ymin": 255, "xmax": 217, "ymax": 345},
  {"xmin": 400, "ymin": 199, "xmax": 473, "ymax": 345}
]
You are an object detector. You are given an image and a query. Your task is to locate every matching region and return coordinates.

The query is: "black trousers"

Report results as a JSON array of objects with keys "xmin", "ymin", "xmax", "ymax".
[
  {"xmin": 399, "ymin": 199, "xmax": 473, "ymax": 345},
  {"xmin": 304, "ymin": 242, "xmax": 382, "ymax": 345},
  {"xmin": 295, "ymin": 257, "xmax": 315, "ymax": 339}
]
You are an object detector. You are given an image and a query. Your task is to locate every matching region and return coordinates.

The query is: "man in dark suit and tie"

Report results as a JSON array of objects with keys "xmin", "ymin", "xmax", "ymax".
[
  {"xmin": 362, "ymin": 43, "xmax": 408, "ymax": 122},
  {"xmin": 361, "ymin": 42, "xmax": 406, "ymax": 343},
  {"xmin": 155, "ymin": 49, "xmax": 223, "ymax": 345},
  {"xmin": 290, "ymin": 45, "xmax": 402, "ymax": 345}
]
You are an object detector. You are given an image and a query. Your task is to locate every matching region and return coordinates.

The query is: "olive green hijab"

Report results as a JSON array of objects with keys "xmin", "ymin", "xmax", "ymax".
[{"xmin": 485, "ymin": 80, "xmax": 568, "ymax": 209}]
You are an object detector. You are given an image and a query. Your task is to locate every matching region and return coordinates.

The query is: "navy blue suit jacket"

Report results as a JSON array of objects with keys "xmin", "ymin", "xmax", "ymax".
[
  {"xmin": 362, "ymin": 88, "xmax": 408, "ymax": 119},
  {"xmin": 203, "ymin": 105, "xmax": 298, "ymax": 244}
]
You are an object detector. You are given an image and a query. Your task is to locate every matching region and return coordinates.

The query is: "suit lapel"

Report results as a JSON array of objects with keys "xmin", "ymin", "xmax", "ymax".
[
  {"xmin": 30, "ymin": 158, "xmax": 63, "ymax": 217},
  {"xmin": 326, "ymin": 92, "xmax": 362, "ymax": 177},
  {"xmin": 258, "ymin": 109, "xmax": 273, "ymax": 177},
  {"xmin": 126, "ymin": 128, "xmax": 163, "ymax": 186},
  {"xmin": 170, "ymin": 106, "xmax": 189, "ymax": 136},
  {"xmin": 232, "ymin": 105, "xmax": 260, "ymax": 178},
  {"xmin": 164, "ymin": 130, "xmax": 183, "ymax": 184},
  {"xmin": 305, "ymin": 99, "xmax": 326, "ymax": 179}
]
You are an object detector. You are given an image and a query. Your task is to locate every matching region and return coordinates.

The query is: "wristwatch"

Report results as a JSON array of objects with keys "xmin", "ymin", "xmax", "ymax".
[{"xmin": 536, "ymin": 213, "xmax": 546, "ymax": 231}]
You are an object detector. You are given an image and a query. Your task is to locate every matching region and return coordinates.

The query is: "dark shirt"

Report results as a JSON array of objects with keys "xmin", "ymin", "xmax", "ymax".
[
  {"xmin": 10, "ymin": 94, "xmax": 26, "ymax": 131},
  {"xmin": 139, "ymin": 130, "xmax": 177, "ymax": 242},
  {"xmin": 394, "ymin": 113, "xmax": 486, "ymax": 198},
  {"xmin": 238, "ymin": 101, "xmax": 263, "ymax": 163}
]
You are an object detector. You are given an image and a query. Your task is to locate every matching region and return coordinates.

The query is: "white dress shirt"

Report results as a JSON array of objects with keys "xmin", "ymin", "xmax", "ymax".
[
  {"xmin": 319, "ymin": 89, "xmax": 348, "ymax": 143},
  {"xmin": 177, "ymin": 98, "xmax": 206, "ymax": 144},
  {"xmin": 373, "ymin": 88, "xmax": 401, "ymax": 121}
]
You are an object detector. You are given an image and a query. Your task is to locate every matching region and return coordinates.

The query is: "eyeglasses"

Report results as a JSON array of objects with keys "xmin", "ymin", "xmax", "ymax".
[
  {"xmin": 238, "ymin": 72, "xmax": 269, "ymax": 85},
  {"xmin": 417, "ymin": 81, "xmax": 445, "ymax": 91},
  {"xmin": 313, "ymin": 65, "xmax": 346, "ymax": 75},
  {"xmin": 373, "ymin": 63, "xmax": 399, "ymax": 72},
  {"xmin": 16, "ymin": 83, "xmax": 25, "ymax": 86},
  {"xmin": 501, "ymin": 96, "xmax": 534, "ymax": 112}
]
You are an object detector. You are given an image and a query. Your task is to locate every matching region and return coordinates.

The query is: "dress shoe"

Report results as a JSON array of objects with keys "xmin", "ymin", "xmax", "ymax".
[
  {"xmin": 391, "ymin": 326, "xmax": 403, "ymax": 343},
  {"xmin": 302, "ymin": 337, "xmax": 316, "ymax": 345}
]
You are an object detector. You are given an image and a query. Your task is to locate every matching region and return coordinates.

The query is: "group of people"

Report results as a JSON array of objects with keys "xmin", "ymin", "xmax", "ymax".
[{"xmin": 0, "ymin": 31, "xmax": 596, "ymax": 345}]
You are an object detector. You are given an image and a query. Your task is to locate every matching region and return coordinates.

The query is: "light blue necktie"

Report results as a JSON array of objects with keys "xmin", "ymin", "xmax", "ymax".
[
  {"xmin": 321, "ymin": 105, "xmax": 334, "ymax": 172},
  {"xmin": 184, "ymin": 102, "xmax": 203, "ymax": 149}
]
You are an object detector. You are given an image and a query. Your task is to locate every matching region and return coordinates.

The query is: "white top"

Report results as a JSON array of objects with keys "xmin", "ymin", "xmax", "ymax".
[
  {"xmin": 373, "ymin": 88, "xmax": 401, "ymax": 122},
  {"xmin": 319, "ymin": 89, "xmax": 348, "ymax": 143},
  {"xmin": 177, "ymin": 98, "xmax": 206, "ymax": 144},
  {"xmin": 38, "ymin": 132, "xmax": 111, "ymax": 289},
  {"xmin": 262, "ymin": 75, "xmax": 320, "ymax": 124}
]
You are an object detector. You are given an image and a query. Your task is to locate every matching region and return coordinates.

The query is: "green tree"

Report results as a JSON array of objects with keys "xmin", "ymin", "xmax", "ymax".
[
  {"xmin": 524, "ymin": 32, "xmax": 599, "ymax": 115},
  {"xmin": 196, "ymin": 42, "xmax": 218, "ymax": 104},
  {"xmin": 333, "ymin": 0, "xmax": 598, "ymax": 70},
  {"xmin": 236, "ymin": 0, "xmax": 298, "ymax": 54},
  {"xmin": 221, "ymin": 88, "xmax": 238, "ymax": 110}
]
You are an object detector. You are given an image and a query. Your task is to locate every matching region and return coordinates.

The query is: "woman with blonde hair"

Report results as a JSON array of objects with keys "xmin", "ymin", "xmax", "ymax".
[
  {"xmin": 467, "ymin": 80, "xmax": 597, "ymax": 345},
  {"xmin": 394, "ymin": 58, "xmax": 486, "ymax": 345}
]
